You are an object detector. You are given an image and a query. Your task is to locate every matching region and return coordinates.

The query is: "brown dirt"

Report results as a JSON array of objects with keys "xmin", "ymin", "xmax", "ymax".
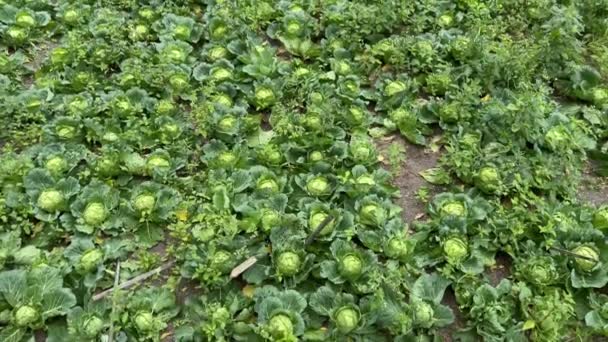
[
  {"xmin": 439, "ymin": 287, "xmax": 467, "ymax": 342},
  {"xmin": 377, "ymin": 135, "xmax": 469, "ymax": 341},
  {"xmin": 22, "ymin": 41, "xmax": 59, "ymax": 87},
  {"xmin": 150, "ymin": 236, "xmax": 201, "ymax": 342},
  {"xmin": 376, "ymin": 134, "xmax": 443, "ymax": 224},
  {"xmin": 579, "ymin": 163, "xmax": 608, "ymax": 207},
  {"xmin": 486, "ymin": 252, "xmax": 512, "ymax": 287}
]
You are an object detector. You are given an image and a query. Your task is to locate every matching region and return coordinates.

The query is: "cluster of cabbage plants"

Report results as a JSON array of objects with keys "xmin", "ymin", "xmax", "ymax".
[{"xmin": 1, "ymin": 0, "xmax": 608, "ymax": 341}]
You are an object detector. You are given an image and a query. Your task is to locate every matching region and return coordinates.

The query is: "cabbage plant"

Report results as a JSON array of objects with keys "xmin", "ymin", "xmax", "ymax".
[
  {"xmin": 320, "ymin": 239, "xmax": 380, "ymax": 293},
  {"xmin": 308, "ymin": 286, "xmax": 376, "ymax": 338},
  {"xmin": 253, "ymin": 286, "xmax": 307, "ymax": 340},
  {"xmin": 123, "ymin": 287, "xmax": 178, "ymax": 341},
  {"xmin": 69, "ymin": 181, "xmax": 119, "ymax": 234},
  {"xmin": 24, "ymin": 168, "xmax": 80, "ymax": 222},
  {"xmin": 0, "ymin": 266, "xmax": 76, "ymax": 341}
]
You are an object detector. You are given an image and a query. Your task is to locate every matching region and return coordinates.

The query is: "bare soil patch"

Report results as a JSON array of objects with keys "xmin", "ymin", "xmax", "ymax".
[
  {"xmin": 579, "ymin": 163, "xmax": 608, "ymax": 207},
  {"xmin": 376, "ymin": 134, "xmax": 442, "ymax": 224}
]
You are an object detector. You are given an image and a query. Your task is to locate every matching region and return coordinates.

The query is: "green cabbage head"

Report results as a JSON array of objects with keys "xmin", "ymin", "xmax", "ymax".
[
  {"xmin": 217, "ymin": 151, "xmax": 237, "ymax": 168},
  {"xmin": 7, "ymin": 27, "xmax": 28, "ymax": 43},
  {"xmin": 476, "ymin": 166, "xmax": 500, "ymax": 193},
  {"xmin": 134, "ymin": 312, "xmax": 156, "ymax": 332},
  {"xmin": 451, "ymin": 37, "xmax": 471, "ymax": 60},
  {"xmin": 545, "ymin": 126, "xmax": 569, "ymax": 149},
  {"xmin": 265, "ymin": 149, "xmax": 283, "ymax": 166},
  {"xmin": 209, "ymin": 46, "xmax": 228, "ymax": 61},
  {"xmin": 351, "ymin": 142, "xmax": 374, "ymax": 163},
  {"xmin": 169, "ymin": 74, "xmax": 188, "ymax": 90},
  {"xmin": 56, "ymin": 125, "xmax": 77, "ymax": 140},
  {"xmin": 210, "ymin": 250, "xmax": 232, "ymax": 271},
  {"xmin": 83, "ymin": 316, "xmax": 104, "ymax": 337},
  {"xmin": 309, "ymin": 92, "xmax": 323, "ymax": 104},
  {"xmin": 348, "ymin": 106, "xmax": 365, "ymax": 125},
  {"xmin": 218, "ymin": 116, "xmax": 237, "ymax": 132},
  {"xmin": 257, "ymin": 178, "xmax": 280, "ymax": 193},
  {"xmin": 334, "ymin": 306, "xmax": 360, "ymax": 333},
  {"xmin": 385, "ymin": 237, "xmax": 409, "ymax": 259},
  {"xmin": 212, "ymin": 24, "xmax": 227, "ymax": 39},
  {"xmin": 213, "ymin": 94, "xmax": 233, "ymax": 108},
  {"xmin": 285, "ymin": 21, "xmax": 302, "ymax": 36},
  {"xmin": 276, "ymin": 251, "xmax": 301, "ymax": 276},
  {"xmin": 306, "ymin": 176, "xmax": 330, "ymax": 196},
  {"xmin": 340, "ymin": 254, "xmax": 363, "ymax": 278},
  {"xmin": 439, "ymin": 103, "xmax": 459, "ymax": 123},
  {"xmin": 14, "ymin": 305, "xmax": 39, "ymax": 327},
  {"xmin": 102, "ymin": 132, "xmax": 119, "ymax": 143},
  {"xmin": 211, "ymin": 67, "xmax": 232, "ymax": 82},
  {"xmin": 360, "ymin": 202, "xmax": 384, "ymax": 226},
  {"xmin": 413, "ymin": 302, "xmax": 434, "ymax": 326},
  {"xmin": 162, "ymin": 123, "xmax": 180, "ymax": 138},
  {"xmin": 255, "ymin": 87, "xmax": 276, "ymax": 108},
  {"xmin": 79, "ymin": 249, "xmax": 103, "ymax": 272},
  {"xmin": 134, "ymin": 194, "xmax": 156, "ymax": 212},
  {"xmin": 45, "ymin": 156, "xmax": 67, "ymax": 174},
  {"xmin": 63, "ymin": 10, "xmax": 79, "ymax": 24},
  {"xmin": 309, "ymin": 151, "xmax": 324, "ymax": 162},
  {"xmin": 261, "ymin": 209, "xmax": 281, "ymax": 231},
  {"xmin": 443, "ymin": 237, "xmax": 468, "ymax": 262},
  {"xmin": 132, "ymin": 25, "xmax": 149, "ymax": 40},
  {"xmin": 157, "ymin": 100, "xmax": 175, "ymax": 114},
  {"xmin": 97, "ymin": 157, "xmax": 118, "ymax": 176},
  {"xmin": 257, "ymin": 144, "xmax": 282, "ymax": 166},
  {"xmin": 309, "ymin": 211, "xmax": 335, "ymax": 236},
  {"xmin": 440, "ymin": 200, "xmax": 466, "ymax": 218},
  {"xmin": 438, "ymin": 14, "xmax": 453, "ymax": 27},
  {"xmin": 335, "ymin": 60, "xmax": 351, "ymax": 75},
  {"xmin": 294, "ymin": 67, "xmax": 310, "ymax": 77},
  {"xmin": 592, "ymin": 87, "xmax": 607, "ymax": 106},
  {"xmin": 16, "ymin": 13, "xmax": 36, "ymax": 28},
  {"xmin": 83, "ymin": 202, "xmax": 107, "ymax": 226},
  {"xmin": 37, "ymin": 189, "xmax": 65, "ymax": 212},
  {"xmin": 147, "ymin": 156, "xmax": 170, "ymax": 171},
  {"xmin": 572, "ymin": 246, "xmax": 599, "ymax": 272},
  {"xmin": 213, "ymin": 307, "xmax": 230, "ymax": 321},
  {"xmin": 268, "ymin": 313, "xmax": 293, "ymax": 338},
  {"xmin": 384, "ymin": 80, "xmax": 407, "ymax": 97},
  {"xmin": 355, "ymin": 174, "xmax": 375, "ymax": 187},
  {"xmin": 593, "ymin": 207, "xmax": 608, "ymax": 230},
  {"xmin": 165, "ymin": 46, "xmax": 188, "ymax": 63},
  {"xmin": 521, "ymin": 257, "xmax": 558, "ymax": 287},
  {"xmin": 139, "ymin": 8, "xmax": 155, "ymax": 20},
  {"xmin": 173, "ymin": 25, "xmax": 191, "ymax": 40},
  {"xmin": 304, "ymin": 115, "xmax": 323, "ymax": 131}
]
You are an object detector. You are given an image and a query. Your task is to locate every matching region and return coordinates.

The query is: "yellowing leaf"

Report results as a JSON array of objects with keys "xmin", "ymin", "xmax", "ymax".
[
  {"xmin": 419, "ymin": 167, "xmax": 451, "ymax": 185},
  {"xmin": 175, "ymin": 208, "xmax": 188, "ymax": 222},
  {"xmin": 242, "ymin": 285, "xmax": 256, "ymax": 298},
  {"xmin": 522, "ymin": 320, "xmax": 536, "ymax": 330}
]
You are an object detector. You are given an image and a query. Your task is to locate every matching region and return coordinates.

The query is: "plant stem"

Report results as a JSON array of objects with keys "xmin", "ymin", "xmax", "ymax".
[
  {"xmin": 93, "ymin": 260, "xmax": 175, "ymax": 301},
  {"xmin": 305, "ymin": 214, "xmax": 334, "ymax": 246}
]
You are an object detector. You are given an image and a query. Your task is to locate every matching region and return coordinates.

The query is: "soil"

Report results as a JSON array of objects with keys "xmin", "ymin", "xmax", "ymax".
[
  {"xmin": 377, "ymin": 135, "xmax": 470, "ymax": 341},
  {"xmin": 376, "ymin": 134, "xmax": 443, "ymax": 224},
  {"xmin": 486, "ymin": 252, "xmax": 513, "ymax": 287},
  {"xmin": 22, "ymin": 41, "xmax": 59, "ymax": 87},
  {"xmin": 439, "ymin": 287, "xmax": 467, "ymax": 342},
  {"xmin": 579, "ymin": 163, "xmax": 608, "ymax": 207}
]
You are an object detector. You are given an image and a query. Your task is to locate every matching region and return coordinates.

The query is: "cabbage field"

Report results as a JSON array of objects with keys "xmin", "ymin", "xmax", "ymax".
[{"xmin": 2, "ymin": 0, "xmax": 608, "ymax": 341}]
